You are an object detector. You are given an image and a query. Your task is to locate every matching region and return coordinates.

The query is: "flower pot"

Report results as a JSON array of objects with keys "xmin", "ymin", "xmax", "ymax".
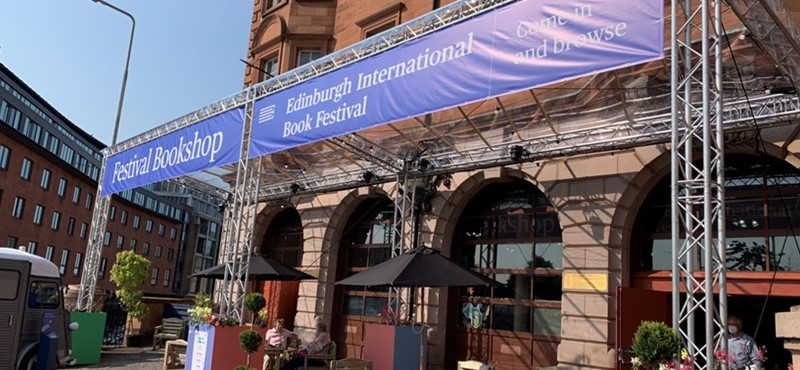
[
  {"xmin": 70, "ymin": 311, "xmax": 107, "ymax": 365},
  {"xmin": 185, "ymin": 324, "xmax": 267, "ymax": 370}
]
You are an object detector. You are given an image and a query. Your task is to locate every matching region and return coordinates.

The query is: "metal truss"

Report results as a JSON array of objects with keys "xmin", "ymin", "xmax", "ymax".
[
  {"xmin": 727, "ymin": 0, "xmax": 800, "ymax": 93},
  {"xmin": 388, "ymin": 169, "xmax": 414, "ymax": 322},
  {"xmin": 671, "ymin": 0, "xmax": 727, "ymax": 368},
  {"xmin": 219, "ymin": 94, "xmax": 262, "ymax": 323},
  {"xmin": 77, "ymin": 157, "xmax": 111, "ymax": 311},
  {"xmin": 256, "ymin": 93, "xmax": 800, "ymax": 202},
  {"xmin": 249, "ymin": 0, "xmax": 513, "ymax": 102}
]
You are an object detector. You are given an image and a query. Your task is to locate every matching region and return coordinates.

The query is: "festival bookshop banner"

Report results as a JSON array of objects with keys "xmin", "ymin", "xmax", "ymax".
[
  {"xmin": 248, "ymin": 0, "xmax": 664, "ymax": 157},
  {"xmin": 101, "ymin": 107, "xmax": 244, "ymax": 196}
]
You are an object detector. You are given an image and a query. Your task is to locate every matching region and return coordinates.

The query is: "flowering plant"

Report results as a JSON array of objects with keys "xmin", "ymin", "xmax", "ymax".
[{"xmin": 207, "ymin": 313, "xmax": 240, "ymax": 327}]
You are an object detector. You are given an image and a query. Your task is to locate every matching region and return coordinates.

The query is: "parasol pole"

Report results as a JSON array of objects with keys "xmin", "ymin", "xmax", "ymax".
[{"xmin": 419, "ymin": 286, "xmax": 425, "ymax": 370}]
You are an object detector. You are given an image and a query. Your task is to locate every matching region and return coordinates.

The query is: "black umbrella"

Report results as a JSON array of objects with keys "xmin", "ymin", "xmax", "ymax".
[
  {"xmin": 335, "ymin": 246, "xmax": 497, "ymax": 287},
  {"xmin": 189, "ymin": 254, "xmax": 316, "ymax": 281}
]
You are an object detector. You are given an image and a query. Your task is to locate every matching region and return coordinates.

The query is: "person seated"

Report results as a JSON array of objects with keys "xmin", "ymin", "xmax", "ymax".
[
  {"xmin": 266, "ymin": 318, "xmax": 295, "ymax": 349},
  {"xmin": 280, "ymin": 321, "xmax": 331, "ymax": 370},
  {"xmin": 264, "ymin": 319, "xmax": 295, "ymax": 370}
]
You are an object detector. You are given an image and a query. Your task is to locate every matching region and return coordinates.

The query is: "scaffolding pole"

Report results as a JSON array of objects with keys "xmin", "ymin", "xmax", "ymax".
[
  {"xmin": 671, "ymin": 0, "xmax": 727, "ymax": 368},
  {"xmin": 219, "ymin": 93, "xmax": 262, "ymax": 323},
  {"xmin": 390, "ymin": 162, "xmax": 416, "ymax": 322}
]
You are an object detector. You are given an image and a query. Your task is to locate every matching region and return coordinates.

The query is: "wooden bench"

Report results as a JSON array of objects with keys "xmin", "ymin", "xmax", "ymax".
[
  {"xmin": 153, "ymin": 318, "xmax": 185, "ymax": 350},
  {"xmin": 162, "ymin": 339, "xmax": 188, "ymax": 369}
]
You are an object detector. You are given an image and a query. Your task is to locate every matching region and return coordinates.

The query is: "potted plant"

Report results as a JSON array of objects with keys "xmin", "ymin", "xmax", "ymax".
[
  {"xmin": 244, "ymin": 292, "xmax": 267, "ymax": 327},
  {"xmin": 184, "ymin": 293, "xmax": 268, "ymax": 370},
  {"xmin": 109, "ymin": 250, "xmax": 150, "ymax": 347},
  {"xmin": 65, "ymin": 285, "xmax": 108, "ymax": 365},
  {"xmin": 630, "ymin": 321, "xmax": 681, "ymax": 370},
  {"xmin": 238, "ymin": 329, "xmax": 263, "ymax": 369}
]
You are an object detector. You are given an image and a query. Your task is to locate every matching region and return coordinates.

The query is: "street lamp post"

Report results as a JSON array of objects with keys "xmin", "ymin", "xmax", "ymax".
[{"xmin": 91, "ymin": 0, "xmax": 135, "ymax": 145}]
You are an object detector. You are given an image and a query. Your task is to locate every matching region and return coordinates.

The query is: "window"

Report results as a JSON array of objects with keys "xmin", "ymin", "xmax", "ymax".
[
  {"xmin": 72, "ymin": 186, "xmax": 81, "ymax": 204},
  {"xmin": 116, "ymin": 235, "xmax": 124, "ymax": 249},
  {"xmin": 0, "ymin": 145, "xmax": 9, "ymax": 170},
  {"xmin": 262, "ymin": 0, "xmax": 282, "ymax": 13},
  {"xmin": 158, "ymin": 224, "xmax": 165, "ymax": 236},
  {"xmin": 133, "ymin": 215, "xmax": 140, "ymax": 229},
  {"xmin": 261, "ymin": 209, "xmax": 303, "ymax": 267},
  {"xmin": 27, "ymin": 281, "xmax": 60, "ymax": 309},
  {"xmin": 59, "ymin": 250, "xmax": 69, "ymax": 275},
  {"xmin": 155, "ymin": 245, "xmax": 163, "ymax": 258},
  {"xmin": 12, "ymin": 197, "xmax": 25, "ymax": 219},
  {"xmin": 51, "ymin": 211, "xmax": 61, "ymax": 231},
  {"xmin": 40, "ymin": 168, "xmax": 51, "ymax": 190},
  {"xmin": 103, "ymin": 231, "xmax": 111, "ymax": 247},
  {"xmin": 0, "ymin": 270, "xmax": 20, "ymax": 300},
  {"xmin": 297, "ymin": 50, "xmax": 322, "ymax": 67},
  {"xmin": 261, "ymin": 56, "xmax": 279, "ymax": 81},
  {"xmin": 170, "ymin": 228, "xmax": 177, "ymax": 240},
  {"xmin": 57, "ymin": 178, "xmax": 67, "ymax": 198},
  {"xmin": 85, "ymin": 193, "xmax": 94, "ymax": 210},
  {"xmin": 45, "ymin": 245, "xmax": 55, "ymax": 261},
  {"xmin": 146, "ymin": 219, "xmax": 153, "ymax": 232},
  {"xmin": 453, "ymin": 181, "xmax": 563, "ymax": 338},
  {"xmin": 80, "ymin": 223, "xmax": 88, "ymax": 239},
  {"xmin": 150, "ymin": 267, "xmax": 159, "ymax": 285},
  {"xmin": 33, "ymin": 204, "xmax": 44, "ymax": 225},
  {"xmin": 129, "ymin": 238, "xmax": 137, "ymax": 252},
  {"xmin": 163, "ymin": 269, "xmax": 171, "ymax": 287},
  {"xmin": 20, "ymin": 157, "xmax": 32, "ymax": 180},
  {"xmin": 67, "ymin": 217, "xmax": 76, "ymax": 236},
  {"xmin": 142, "ymin": 242, "xmax": 150, "ymax": 256},
  {"xmin": 109, "ymin": 206, "xmax": 116, "ymax": 220},
  {"xmin": 27, "ymin": 241, "xmax": 38, "ymax": 254},
  {"xmin": 98, "ymin": 258, "xmax": 107, "ymax": 280},
  {"xmin": 73, "ymin": 252, "xmax": 82, "ymax": 276},
  {"xmin": 167, "ymin": 248, "xmax": 175, "ymax": 261},
  {"xmin": 6, "ymin": 236, "xmax": 18, "ymax": 249},
  {"xmin": 121, "ymin": 210, "xmax": 128, "ymax": 225},
  {"xmin": 340, "ymin": 199, "xmax": 394, "ymax": 319}
]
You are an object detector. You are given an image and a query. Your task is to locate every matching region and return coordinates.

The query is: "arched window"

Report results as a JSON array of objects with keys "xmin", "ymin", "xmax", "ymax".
[
  {"xmin": 340, "ymin": 197, "xmax": 395, "ymax": 318},
  {"xmin": 261, "ymin": 208, "xmax": 303, "ymax": 267},
  {"xmin": 633, "ymin": 154, "xmax": 800, "ymax": 272},
  {"xmin": 450, "ymin": 180, "xmax": 562, "ymax": 368}
]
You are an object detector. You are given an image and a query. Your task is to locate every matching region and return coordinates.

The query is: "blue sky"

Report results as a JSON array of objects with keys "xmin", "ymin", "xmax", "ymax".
[{"xmin": 0, "ymin": 0, "xmax": 253, "ymax": 146}]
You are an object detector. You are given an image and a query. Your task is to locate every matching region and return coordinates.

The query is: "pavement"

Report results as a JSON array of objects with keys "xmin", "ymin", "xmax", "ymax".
[{"xmin": 69, "ymin": 347, "xmax": 164, "ymax": 369}]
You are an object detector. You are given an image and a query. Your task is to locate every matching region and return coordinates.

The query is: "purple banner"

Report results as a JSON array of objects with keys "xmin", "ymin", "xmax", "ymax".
[
  {"xmin": 249, "ymin": 0, "xmax": 663, "ymax": 157},
  {"xmin": 101, "ymin": 107, "xmax": 245, "ymax": 196}
]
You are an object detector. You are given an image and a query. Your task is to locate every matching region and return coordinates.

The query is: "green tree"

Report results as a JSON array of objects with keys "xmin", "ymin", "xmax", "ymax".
[
  {"xmin": 239, "ymin": 330, "xmax": 263, "ymax": 368},
  {"xmin": 244, "ymin": 292, "xmax": 266, "ymax": 326},
  {"xmin": 110, "ymin": 251, "xmax": 151, "ymax": 339}
]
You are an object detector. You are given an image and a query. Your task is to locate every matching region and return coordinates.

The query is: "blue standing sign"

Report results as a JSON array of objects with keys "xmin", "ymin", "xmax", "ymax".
[{"xmin": 248, "ymin": 0, "xmax": 664, "ymax": 158}]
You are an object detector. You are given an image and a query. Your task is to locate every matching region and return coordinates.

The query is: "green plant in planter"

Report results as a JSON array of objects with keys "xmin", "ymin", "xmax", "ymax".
[
  {"xmin": 244, "ymin": 292, "xmax": 266, "ymax": 326},
  {"xmin": 239, "ymin": 329, "xmax": 263, "ymax": 367},
  {"xmin": 109, "ymin": 251, "xmax": 150, "ymax": 341},
  {"xmin": 631, "ymin": 321, "xmax": 681, "ymax": 369},
  {"xmin": 188, "ymin": 293, "xmax": 213, "ymax": 327},
  {"xmin": 234, "ymin": 366, "xmax": 256, "ymax": 370}
]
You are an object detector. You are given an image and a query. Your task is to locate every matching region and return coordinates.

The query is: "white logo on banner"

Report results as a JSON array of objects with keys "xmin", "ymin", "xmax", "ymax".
[{"xmin": 259, "ymin": 105, "xmax": 276, "ymax": 123}]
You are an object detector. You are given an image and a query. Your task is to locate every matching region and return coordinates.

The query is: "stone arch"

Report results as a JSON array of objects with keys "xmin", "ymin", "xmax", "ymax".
[{"xmin": 251, "ymin": 14, "xmax": 287, "ymax": 52}]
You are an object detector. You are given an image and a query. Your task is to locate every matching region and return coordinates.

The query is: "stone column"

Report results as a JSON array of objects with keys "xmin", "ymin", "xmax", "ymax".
[{"xmin": 776, "ymin": 305, "xmax": 800, "ymax": 366}]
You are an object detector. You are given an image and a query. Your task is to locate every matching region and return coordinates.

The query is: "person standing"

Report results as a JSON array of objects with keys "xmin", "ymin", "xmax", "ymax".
[{"xmin": 727, "ymin": 314, "xmax": 763, "ymax": 370}]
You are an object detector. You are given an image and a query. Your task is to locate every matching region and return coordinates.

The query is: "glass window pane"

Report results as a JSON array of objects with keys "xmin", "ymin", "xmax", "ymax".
[
  {"xmin": 496, "ymin": 243, "xmax": 533, "ymax": 269},
  {"xmin": 493, "ymin": 274, "xmax": 531, "ymax": 300},
  {"xmin": 533, "ymin": 307, "xmax": 561, "ymax": 336},
  {"xmin": 771, "ymin": 236, "xmax": 800, "ymax": 271},
  {"xmin": 535, "ymin": 212, "xmax": 561, "ymax": 237},
  {"xmin": 726, "ymin": 237, "xmax": 767, "ymax": 271},
  {"xmin": 492, "ymin": 305, "xmax": 530, "ymax": 332},
  {"xmin": 640, "ymin": 239, "xmax": 672, "ymax": 271},
  {"xmin": 27, "ymin": 281, "xmax": 59, "ymax": 308},
  {"xmin": 347, "ymin": 248, "xmax": 368, "ymax": 268},
  {"xmin": 463, "ymin": 217, "xmax": 491, "ymax": 240},
  {"xmin": 535, "ymin": 243, "xmax": 562, "ymax": 269},
  {"xmin": 533, "ymin": 275, "xmax": 563, "ymax": 301},
  {"xmin": 364, "ymin": 297, "xmax": 385, "ymax": 318},
  {"xmin": 727, "ymin": 200, "xmax": 765, "ymax": 231},
  {"xmin": 342, "ymin": 296, "xmax": 364, "ymax": 316},
  {"xmin": 349, "ymin": 227, "xmax": 370, "ymax": 245},
  {"xmin": 368, "ymin": 247, "xmax": 391, "ymax": 266}
]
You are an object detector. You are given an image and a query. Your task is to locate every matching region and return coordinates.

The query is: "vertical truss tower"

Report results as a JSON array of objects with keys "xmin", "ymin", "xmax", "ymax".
[
  {"xmin": 671, "ymin": 0, "xmax": 728, "ymax": 368},
  {"xmin": 219, "ymin": 95, "xmax": 262, "ymax": 323}
]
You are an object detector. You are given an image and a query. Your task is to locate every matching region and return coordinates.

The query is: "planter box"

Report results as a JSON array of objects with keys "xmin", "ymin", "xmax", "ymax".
[
  {"xmin": 185, "ymin": 324, "xmax": 266, "ymax": 370},
  {"xmin": 70, "ymin": 311, "xmax": 107, "ymax": 365},
  {"xmin": 363, "ymin": 324, "xmax": 427, "ymax": 370}
]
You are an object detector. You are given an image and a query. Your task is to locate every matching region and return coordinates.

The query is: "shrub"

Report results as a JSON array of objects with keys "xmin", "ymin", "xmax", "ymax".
[
  {"xmin": 234, "ymin": 366, "xmax": 256, "ymax": 370},
  {"xmin": 631, "ymin": 321, "xmax": 681, "ymax": 369},
  {"xmin": 244, "ymin": 292, "xmax": 266, "ymax": 326},
  {"xmin": 239, "ymin": 329, "xmax": 263, "ymax": 367}
]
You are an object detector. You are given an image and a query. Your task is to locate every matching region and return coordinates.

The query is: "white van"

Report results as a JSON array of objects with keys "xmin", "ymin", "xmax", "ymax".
[{"xmin": 0, "ymin": 248, "xmax": 77, "ymax": 370}]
